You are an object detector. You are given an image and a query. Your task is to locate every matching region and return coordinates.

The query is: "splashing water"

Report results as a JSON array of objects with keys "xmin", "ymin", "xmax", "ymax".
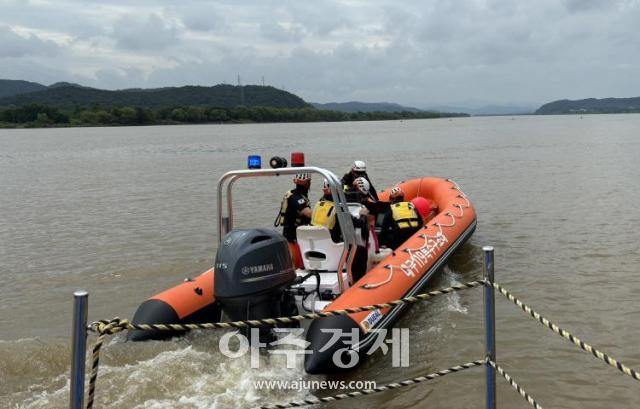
[
  {"xmin": 442, "ymin": 266, "xmax": 469, "ymax": 315},
  {"xmin": 10, "ymin": 330, "xmax": 316, "ymax": 409}
]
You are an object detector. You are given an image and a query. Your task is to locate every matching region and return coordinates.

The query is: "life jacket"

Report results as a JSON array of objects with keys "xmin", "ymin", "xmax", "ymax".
[
  {"xmin": 274, "ymin": 190, "xmax": 308, "ymax": 227},
  {"xmin": 274, "ymin": 190, "xmax": 293, "ymax": 227},
  {"xmin": 391, "ymin": 202, "xmax": 420, "ymax": 229},
  {"xmin": 311, "ymin": 200, "xmax": 337, "ymax": 229}
]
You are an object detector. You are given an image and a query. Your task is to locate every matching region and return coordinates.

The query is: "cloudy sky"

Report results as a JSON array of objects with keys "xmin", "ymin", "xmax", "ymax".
[{"xmin": 1, "ymin": 0, "xmax": 639, "ymax": 108}]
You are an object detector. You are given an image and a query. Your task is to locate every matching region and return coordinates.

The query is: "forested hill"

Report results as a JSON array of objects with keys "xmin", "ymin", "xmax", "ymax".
[
  {"xmin": 535, "ymin": 97, "xmax": 640, "ymax": 114},
  {"xmin": 0, "ymin": 79, "xmax": 47, "ymax": 98},
  {"xmin": 0, "ymin": 84, "xmax": 311, "ymax": 110},
  {"xmin": 0, "ymin": 78, "xmax": 470, "ymax": 128}
]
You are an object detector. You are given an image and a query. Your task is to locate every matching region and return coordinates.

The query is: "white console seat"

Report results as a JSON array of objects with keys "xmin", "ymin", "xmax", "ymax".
[{"xmin": 296, "ymin": 225, "xmax": 345, "ymax": 271}]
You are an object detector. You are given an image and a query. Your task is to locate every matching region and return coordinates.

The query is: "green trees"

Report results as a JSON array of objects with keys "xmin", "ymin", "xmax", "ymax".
[
  {"xmin": 0, "ymin": 104, "xmax": 467, "ymax": 128},
  {"xmin": 0, "ymin": 104, "xmax": 69, "ymax": 126},
  {"xmin": 169, "ymin": 108, "xmax": 187, "ymax": 122}
]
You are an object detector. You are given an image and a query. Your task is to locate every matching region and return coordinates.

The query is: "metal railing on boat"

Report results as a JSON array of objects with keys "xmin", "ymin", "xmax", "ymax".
[{"xmin": 69, "ymin": 246, "xmax": 639, "ymax": 409}]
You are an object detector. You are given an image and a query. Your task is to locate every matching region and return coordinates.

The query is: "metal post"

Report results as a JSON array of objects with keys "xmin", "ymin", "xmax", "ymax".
[
  {"xmin": 483, "ymin": 246, "xmax": 496, "ymax": 409},
  {"xmin": 70, "ymin": 290, "xmax": 88, "ymax": 409},
  {"xmin": 221, "ymin": 216, "xmax": 230, "ymax": 238}
]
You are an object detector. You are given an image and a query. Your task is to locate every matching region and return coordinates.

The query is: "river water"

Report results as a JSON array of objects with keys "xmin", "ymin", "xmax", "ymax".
[{"xmin": 1, "ymin": 115, "xmax": 639, "ymax": 408}]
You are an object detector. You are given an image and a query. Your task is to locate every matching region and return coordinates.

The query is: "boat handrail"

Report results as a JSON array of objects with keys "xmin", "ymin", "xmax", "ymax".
[{"xmin": 216, "ymin": 166, "xmax": 358, "ymax": 291}]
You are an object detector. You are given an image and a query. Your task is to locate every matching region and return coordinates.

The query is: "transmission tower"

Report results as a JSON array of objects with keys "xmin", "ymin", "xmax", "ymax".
[{"xmin": 237, "ymin": 74, "xmax": 245, "ymax": 106}]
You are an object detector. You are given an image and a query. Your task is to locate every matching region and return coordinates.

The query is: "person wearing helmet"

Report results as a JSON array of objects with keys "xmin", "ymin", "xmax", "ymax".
[
  {"xmin": 275, "ymin": 173, "xmax": 313, "ymax": 243},
  {"xmin": 311, "ymin": 179, "xmax": 342, "ymax": 243},
  {"xmin": 310, "ymin": 177, "xmax": 371, "ymax": 279},
  {"xmin": 389, "ymin": 186, "xmax": 404, "ymax": 202},
  {"xmin": 378, "ymin": 185, "xmax": 423, "ymax": 250},
  {"xmin": 312, "ymin": 179, "xmax": 369, "ymax": 244},
  {"xmin": 348, "ymin": 175, "xmax": 380, "ymax": 281},
  {"xmin": 341, "ymin": 160, "xmax": 378, "ymax": 200},
  {"xmin": 352, "ymin": 175, "xmax": 391, "ymax": 220}
]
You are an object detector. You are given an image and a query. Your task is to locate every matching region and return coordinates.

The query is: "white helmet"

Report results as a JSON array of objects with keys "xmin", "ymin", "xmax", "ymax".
[
  {"xmin": 322, "ymin": 179, "xmax": 331, "ymax": 193},
  {"xmin": 351, "ymin": 160, "xmax": 366, "ymax": 173},
  {"xmin": 353, "ymin": 177, "xmax": 370, "ymax": 195}
]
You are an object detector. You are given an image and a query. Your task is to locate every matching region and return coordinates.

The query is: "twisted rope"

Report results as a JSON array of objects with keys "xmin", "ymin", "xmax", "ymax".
[
  {"xmin": 86, "ymin": 318, "xmax": 121, "ymax": 409},
  {"xmin": 256, "ymin": 359, "xmax": 484, "ymax": 409},
  {"xmin": 487, "ymin": 359, "xmax": 543, "ymax": 409},
  {"xmin": 84, "ymin": 281, "xmax": 483, "ymax": 408},
  {"xmin": 491, "ymin": 281, "xmax": 640, "ymax": 382}
]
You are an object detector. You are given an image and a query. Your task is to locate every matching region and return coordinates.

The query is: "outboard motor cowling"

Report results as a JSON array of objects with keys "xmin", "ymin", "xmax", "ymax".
[{"xmin": 214, "ymin": 228, "xmax": 297, "ymax": 340}]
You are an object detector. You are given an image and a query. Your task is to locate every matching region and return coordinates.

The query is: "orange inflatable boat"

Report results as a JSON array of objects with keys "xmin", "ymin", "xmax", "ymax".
[
  {"xmin": 304, "ymin": 177, "xmax": 476, "ymax": 372},
  {"xmin": 128, "ymin": 165, "xmax": 476, "ymax": 374}
]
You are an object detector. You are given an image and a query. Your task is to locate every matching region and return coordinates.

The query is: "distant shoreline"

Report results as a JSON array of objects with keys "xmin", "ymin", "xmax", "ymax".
[
  {"xmin": 0, "ymin": 104, "xmax": 468, "ymax": 129},
  {"xmin": 0, "ymin": 116, "xmax": 466, "ymax": 129},
  {"xmin": 7, "ymin": 111, "xmax": 640, "ymax": 129}
]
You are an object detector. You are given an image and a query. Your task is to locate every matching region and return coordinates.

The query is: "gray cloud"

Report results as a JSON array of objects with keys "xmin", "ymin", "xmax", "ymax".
[
  {"xmin": 0, "ymin": 26, "xmax": 60, "ymax": 58},
  {"xmin": 182, "ymin": 14, "xmax": 224, "ymax": 32},
  {"xmin": 0, "ymin": 1, "xmax": 105, "ymax": 40},
  {"xmin": 285, "ymin": 2, "xmax": 353, "ymax": 36},
  {"xmin": 177, "ymin": 5, "xmax": 227, "ymax": 32},
  {"xmin": 260, "ymin": 22, "xmax": 306, "ymax": 43},
  {"xmin": 0, "ymin": 0, "xmax": 639, "ymax": 108},
  {"xmin": 564, "ymin": 0, "xmax": 614, "ymax": 12},
  {"xmin": 112, "ymin": 13, "xmax": 179, "ymax": 51}
]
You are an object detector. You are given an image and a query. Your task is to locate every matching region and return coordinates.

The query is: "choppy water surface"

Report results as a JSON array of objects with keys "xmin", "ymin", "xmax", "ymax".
[{"xmin": 1, "ymin": 115, "xmax": 639, "ymax": 408}]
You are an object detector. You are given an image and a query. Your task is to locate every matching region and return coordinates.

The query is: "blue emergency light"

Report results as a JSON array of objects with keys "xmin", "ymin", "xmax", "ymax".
[{"xmin": 247, "ymin": 155, "xmax": 262, "ymax": 169}]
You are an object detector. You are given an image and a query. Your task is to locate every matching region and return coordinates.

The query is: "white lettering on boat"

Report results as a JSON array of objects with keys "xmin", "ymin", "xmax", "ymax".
[{"xmin": 400, "ymin": 232, "xmax": 449, "ymax": 278}]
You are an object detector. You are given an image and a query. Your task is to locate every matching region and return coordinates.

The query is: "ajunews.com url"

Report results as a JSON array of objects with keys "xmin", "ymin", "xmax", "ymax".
[{"xmin": 254, "ymin": 379, "xmax": 377, "ymax": 391}]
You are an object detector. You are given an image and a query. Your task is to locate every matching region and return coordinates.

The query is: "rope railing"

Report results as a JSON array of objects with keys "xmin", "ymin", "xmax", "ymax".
[
  {"xmin": 69, "ymin": 246, "xmax": 639, "ymax": 409},
  {"xmin": 490, "ymin": 281, "xmax": 640, "ymax": 382},
  {"xmin": 487, "ymin": 359, "xmax": 543, "ymax": 409},
  {"xmin": 88, "ymin": 280, "xmax": 485, "ymax": 335},
  {"xmin": 256, "ymin": 359, "xmax": 484, "ymax": 409},
  {"xmin": 83, "ymin": 280, "xmax": 482, "ymax": 409}
]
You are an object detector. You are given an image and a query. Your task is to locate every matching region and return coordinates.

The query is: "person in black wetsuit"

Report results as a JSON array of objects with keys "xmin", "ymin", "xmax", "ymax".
[
  {"xmin": 341, "ymin": 160, "xmax": 378, "ymax": 200},
  {"xmin": 377, "ymin": 186, "xmax": 423, "ymax": 250},
  {"xmin": 275, "ymin": 173, "xmax": 313, "ymax": 243},
  {"xmin": 348, "ymin": 177, "xmax": 375, "ymax": 282}
]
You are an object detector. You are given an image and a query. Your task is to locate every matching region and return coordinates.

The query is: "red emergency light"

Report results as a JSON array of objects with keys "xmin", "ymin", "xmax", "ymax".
[{"xmin": 291, "ymin": 152, "xmax": 305, "ymax": 167}]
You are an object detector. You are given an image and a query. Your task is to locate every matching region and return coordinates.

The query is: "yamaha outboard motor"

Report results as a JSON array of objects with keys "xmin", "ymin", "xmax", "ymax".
[{"xmin": 214, "ymin": 228, "xmax": 297, "ymax": 341}]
